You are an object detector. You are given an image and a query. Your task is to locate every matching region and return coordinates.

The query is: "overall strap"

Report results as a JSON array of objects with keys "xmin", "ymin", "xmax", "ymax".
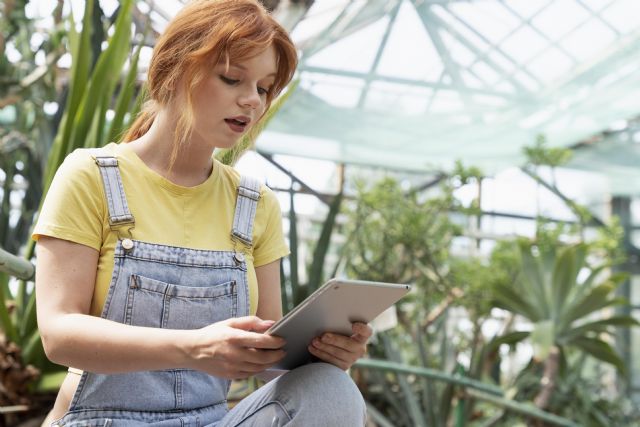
[
  {"xmin": 88, "ymin": 148, "xmax": 135, "ymax": 229},
  {"xmin": 231, "ymin": 176, "xmax": 261, "ymax": 247}
]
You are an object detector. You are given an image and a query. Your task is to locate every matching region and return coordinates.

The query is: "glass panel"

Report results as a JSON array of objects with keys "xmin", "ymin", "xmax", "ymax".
[
  {"xmin": 631, "ymin": 276, "xmax": 640, "ymax": 306},
  {"xmin": 530, "ymin": 1, "xmax": 590, "ymax": 40},
  {"xmin": 631, "ymin": 322, "xmax": 640, "ymax": 387},
  {"xmin": 601, "ymin": 0, "xmax": 639, "ymax": 34}
]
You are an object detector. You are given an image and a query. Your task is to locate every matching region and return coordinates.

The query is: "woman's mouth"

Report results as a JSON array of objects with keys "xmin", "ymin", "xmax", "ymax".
[{"xmin": 224, "ymin": 117, "xmax": 249, "ymax": 133}]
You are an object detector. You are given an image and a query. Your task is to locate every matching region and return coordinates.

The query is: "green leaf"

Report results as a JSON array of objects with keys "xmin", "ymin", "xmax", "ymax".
[
  {"xmin": 530, "ymin": 319, "xmax": 555, "ymax": 360},
  {"xmin": 0, "ymin": 281, "xmax": 18, "ymax": 342},
  {"xmin": 21, "ymin": 327, "xmax": 45, "ymax": 366},
  {"xmin": 288, "ymin": 189, "xmax": 299, "ymax": 308},
  {"xmin": 486, "ymin": 331, "xmax": 530, "ymax": 353},
  {"xmin": 108, "ymin": 38, "xmax": 143, "ymax": 143},
  {"xmin": 69, "ymin": 0, "xmax": 133, "ymax": 151},
  {"xmin": 563, "ymin": 283, "xmax": 621, "ymax": 326},
  {"xmin": 493, "ymin": 282, "xmax": 542, "ymax": 321},
  {"xmin": 43, "ymin": 0, "xmax": 95, "ymax": 192},
  {"xmin": 571, "ymin": 336, "xmax": 626, "ymax": 374},
  {"xmin": 308, "ymin": 190, "xmax": 343, "ymax": 290},
  {"xmin": 35, "ymin": 371, "xmax": 68, "ymax": 392},
  {"xmin": 569, "ymin": 264, "xmax": 606, "ymax": 303},
  {"xmin": 18, "ymin": 287, "xmax": 37, "ymax": 340},
  {"xmin": 518, "ymin": 241, "xmax": 549, "ymax": 317},
  {"xmin": 552, "ymin": 245, "xmax": 579, "ymax": 319},
  {"xmin": 560, "ymin": 316, "xmax": 639, "ymax": 343}
]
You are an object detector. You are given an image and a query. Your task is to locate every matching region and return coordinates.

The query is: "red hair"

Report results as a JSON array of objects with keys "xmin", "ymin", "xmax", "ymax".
[{"xmin": 122, "ymin": 0, "xmax": 297, "ymax": 164}]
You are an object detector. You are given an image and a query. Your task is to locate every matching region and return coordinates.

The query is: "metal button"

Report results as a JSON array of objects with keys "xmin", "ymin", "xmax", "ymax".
[
  {"xmin": 122, "ymin": 238, "xmax": 134, "ymax": 250},
  {"xmin": 234, "ymin": 252, "xmax": 245, "ymax": 263}
]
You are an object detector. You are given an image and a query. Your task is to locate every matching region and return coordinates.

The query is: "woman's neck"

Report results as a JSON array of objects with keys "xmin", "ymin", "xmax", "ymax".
[{"xmin": 126, "ymin": 108, "xmax": 214, "ymax": 187}]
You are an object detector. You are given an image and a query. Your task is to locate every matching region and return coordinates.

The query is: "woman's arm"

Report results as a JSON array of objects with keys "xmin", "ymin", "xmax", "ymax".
[
  {"xmin": 255, "ymin": 259, "xmax": 283, "ymax": 321},
  {"xmin": 36, "ymin": 236, "xmax": 285, "ymax": 378}
]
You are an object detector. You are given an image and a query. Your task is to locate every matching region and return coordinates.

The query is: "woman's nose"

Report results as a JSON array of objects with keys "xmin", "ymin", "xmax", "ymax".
[{"xmin": 238, "ymin": 88, "xmax": 261, "ymax": 110}]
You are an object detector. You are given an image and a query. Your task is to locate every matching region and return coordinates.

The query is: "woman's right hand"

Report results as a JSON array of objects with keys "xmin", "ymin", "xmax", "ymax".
[{"xmin": 186, "ymin": 316, "xmax": 286, "ymax": 379}]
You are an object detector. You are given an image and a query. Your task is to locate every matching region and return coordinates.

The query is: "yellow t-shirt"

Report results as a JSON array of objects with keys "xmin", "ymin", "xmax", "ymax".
[{"xmin": 33, "ymin": 142, "xmax": 289, "ymax": 316}]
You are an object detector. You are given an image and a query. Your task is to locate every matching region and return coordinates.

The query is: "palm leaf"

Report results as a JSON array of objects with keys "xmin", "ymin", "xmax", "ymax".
[
  {"xmin": 569, "ymin": 264, "xmax": 606, "ymax": 303},
  {"xmin": 493, "ymin": 282, "xmax": 542, "ymax": 321},
  {"xmin": 518, "ymin": 241, "xmax": 549, "ymax": 317},
  {"xmin": 551, "ymin": 245, "xmax": 579, "ymax": 320},
  {"xmin": 486, "ymin": 331, "xmax": 530, "ymax": 353},
  {"xmin": 560, "ymin": 316, "xmax": 639, "ymax": 343},
  {"xmin": 562, "ymin": 283, "xmax": 623, "ymax": 327},
  {"xmin": 571, "ymin": 336, "xmax": 626, "ymax": 374}
]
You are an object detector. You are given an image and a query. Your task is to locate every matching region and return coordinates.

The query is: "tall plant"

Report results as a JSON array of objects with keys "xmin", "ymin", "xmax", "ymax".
[
  {"xmin": 489, "ymin": 240, "xmax": 638, "ymax": 409},
  {"xmin": 340, "ymin": 175, "xmax": 475, "ymax": 426},
  {"xmin": 0, "ymin": 1, "xmax": 142, "ymax": 416}
]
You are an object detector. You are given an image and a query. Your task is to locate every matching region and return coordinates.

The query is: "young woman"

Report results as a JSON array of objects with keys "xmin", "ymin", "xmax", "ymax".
[{"xmin": 34, "ymin": 1, "xmax": 371, "ymax": 425}]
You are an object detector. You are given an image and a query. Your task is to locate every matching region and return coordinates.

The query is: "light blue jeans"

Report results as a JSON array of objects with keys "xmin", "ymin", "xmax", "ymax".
[{"xmin": 216, "ymin": 363, "xmax": 366, "ymax": 426}]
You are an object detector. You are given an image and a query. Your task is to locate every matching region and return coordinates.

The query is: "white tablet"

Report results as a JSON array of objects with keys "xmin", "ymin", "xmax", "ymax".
[{"xmin": 266, "ymin": 278, "xmax": 411, "ymax": 370}]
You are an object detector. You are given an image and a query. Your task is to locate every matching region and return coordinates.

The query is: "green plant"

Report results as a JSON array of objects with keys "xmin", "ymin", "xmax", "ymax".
[
  {"xmin": 489, "ymin": 238, "xmax": 638, "ymax": 414},
  {"xmin": 340, "ymin": 176, "xmax": 476, "ymax": 426},
  {"xmin": 0, "ymin": 1, "xmax": 142, "ymax": 417}
]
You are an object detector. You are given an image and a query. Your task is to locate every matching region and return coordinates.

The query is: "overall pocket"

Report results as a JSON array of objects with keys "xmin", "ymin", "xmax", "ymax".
[{"xmin": 124, "ymin": 275, "xmax": 237, "ymax": 329}]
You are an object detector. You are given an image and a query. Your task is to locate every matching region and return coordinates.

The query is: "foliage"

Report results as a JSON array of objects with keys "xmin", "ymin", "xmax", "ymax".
[
  {"xmin": 490, "ymin": 240, "xmax": 635, "ymax": 370},
  {"xmin": 499, "ymin": 354, "xmax": 639, "ymax": 426},
  {"xmin": 523, "ymin": 135, "xmax": 573, "ymax": 168},
  {"xmin": 484, "ymin": 221, "xmax": 639, "ymax": 424},
  {"xmin": 340, "ymin": 175, "xmax": 487, "ymax": 426},
  {"xmin": 343, "ymin": 176, "xmax": 461, "ymax": 301},
  {"xmin": 281, "ymin": 179, "xmax": 345, "ymax": 312},
  {"xmin": 0, "ymin": 1, "xmax": 143, "ymax": 413}
]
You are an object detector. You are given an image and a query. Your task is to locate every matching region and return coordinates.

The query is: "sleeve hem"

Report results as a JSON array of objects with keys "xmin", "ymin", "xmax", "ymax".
[
  {"xmin": 32, "ymin": 224, "xmax": 101, "ymax": 252},
  {"xmin": 253, "ymin": 246, "xmax": 290, "ymax": 268}
]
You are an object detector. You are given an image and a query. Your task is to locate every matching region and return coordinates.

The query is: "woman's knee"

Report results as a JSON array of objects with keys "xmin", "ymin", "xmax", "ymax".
[{"xmin": 284, "ymin": 363, "xmax": 366, "ymax": 420}]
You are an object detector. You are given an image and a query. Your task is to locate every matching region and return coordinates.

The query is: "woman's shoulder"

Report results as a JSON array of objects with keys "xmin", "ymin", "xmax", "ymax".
[
  {"xmin": 214, "ymin": 159, "xmax": 277, "ymax": 203},
  {"xmin": 59, "ymin": 143, "xmax": 119, "ymax": 175}
]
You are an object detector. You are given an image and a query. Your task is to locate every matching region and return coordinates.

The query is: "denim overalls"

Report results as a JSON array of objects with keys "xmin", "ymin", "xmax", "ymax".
[{"xmin": 54, "ymin": 150, "xmax": 261, "ymax": 426}]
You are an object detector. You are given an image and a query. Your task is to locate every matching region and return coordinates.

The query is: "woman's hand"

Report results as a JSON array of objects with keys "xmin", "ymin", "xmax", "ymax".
[
  {"xmin": 308, "ymin": 322, "xmax": 372, "ymax": 370},
  {"xmin": 187, "ymin": 316, "xmax": 286, "ymax": 379}
]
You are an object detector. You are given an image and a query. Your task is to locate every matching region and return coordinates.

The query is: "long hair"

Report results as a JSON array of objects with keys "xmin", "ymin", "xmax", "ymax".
[{"xmin": 122, "ymin": 0, "xmax": 297, "ymax": 167}]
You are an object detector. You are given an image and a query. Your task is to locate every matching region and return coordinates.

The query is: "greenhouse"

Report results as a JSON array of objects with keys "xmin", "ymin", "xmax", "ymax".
[{"xmin": 1, "ymin": 0, "xmax": 639, "ymax": 425}]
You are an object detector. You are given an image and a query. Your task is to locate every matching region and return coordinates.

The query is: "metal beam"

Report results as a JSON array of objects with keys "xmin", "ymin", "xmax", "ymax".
[
  {"xmin": 356, "ymin": 0, "xmax": 402, "ymax": 108},
  {"xmin": 298, "ymin": 65, "xmax": 523, "ymax": 101},
  {"xmin": 413, "ymin": 1, "xmax": 474, "ymax": 107},
  {"xmin": 432, "ymin": 3, "xmax": 541, "ymax": 91},
  {"xmin": 260, "ymin": 153, "xmax": 332, "ymax": 205}
]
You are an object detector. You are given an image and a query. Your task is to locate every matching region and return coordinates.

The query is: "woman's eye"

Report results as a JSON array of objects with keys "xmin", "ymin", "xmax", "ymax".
[
  {"xmin": 257, "ymin": 86, "xmax": 269, "ymax": 96},
  {"xmin": 220, "ymin": 75, "xmax": 239, "ymax": 85}
]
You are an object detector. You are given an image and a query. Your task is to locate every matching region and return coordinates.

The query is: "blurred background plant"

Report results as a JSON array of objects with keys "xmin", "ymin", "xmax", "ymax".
[
  {"xmin": 1, "ymin": 0, "xmax": 143, "ymax": 424},
  {"xmin": 1, "ymin": 1, "xmax": 640, "ymax": 427}
]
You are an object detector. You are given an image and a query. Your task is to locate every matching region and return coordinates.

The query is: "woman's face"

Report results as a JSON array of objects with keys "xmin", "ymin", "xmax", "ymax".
[{"xmin": 189, "ymin": 45, "xmax": 278, "ymax": 150}]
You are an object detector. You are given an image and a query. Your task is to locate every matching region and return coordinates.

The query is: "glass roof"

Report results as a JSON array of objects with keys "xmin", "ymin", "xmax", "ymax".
[
  {"xmin": 41, "ymin": 0, "xmax": 640, "ymax": 194},
  {"xmin": 253, "ymin": 0, "xmax": 640, "ymax": 187}
]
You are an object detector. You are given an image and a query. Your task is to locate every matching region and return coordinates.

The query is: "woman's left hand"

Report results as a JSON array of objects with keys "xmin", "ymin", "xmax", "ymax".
[{"xmin": 308, "ymin": 322, "xmax": 372, "ymax": 370}]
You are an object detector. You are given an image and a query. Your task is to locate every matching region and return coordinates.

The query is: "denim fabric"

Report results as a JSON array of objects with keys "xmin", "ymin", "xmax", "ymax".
[
  {"xmin": 53, "ymin": 153, "xmax": 366, "ymax": 426},
  {"xmin": 214, "ymin": 363, "xmax": 367, "ymax": 427},
  {"xmin": 231, "ymin": 176, "xmax": 261, "ymax": 246},
  {"xmin": 55, "ymin": 240, "xmax": 250, "ymax": 426},
  {"xmin": 89, "ymin": 150, "xmax": 135, "ymax": 227}
]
